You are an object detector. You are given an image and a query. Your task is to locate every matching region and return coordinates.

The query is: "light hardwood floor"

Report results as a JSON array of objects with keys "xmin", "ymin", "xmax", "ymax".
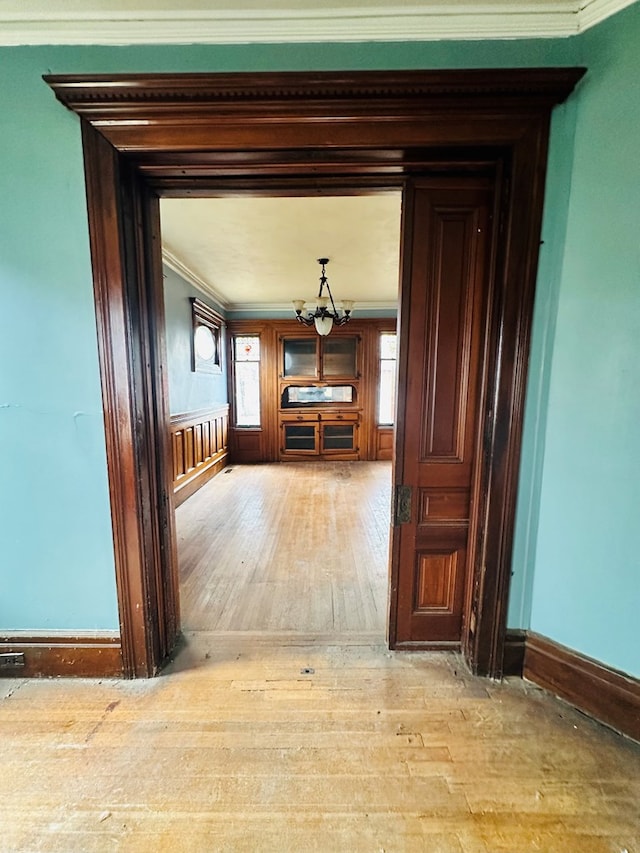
[
  {"xmin": 2, "ymin": 465, "xmax": 639, "ymax": 851},
  {"xmin": 1, "ymin": 632, "xmax": 639, "ymax": 851},
  {"xmin": 176, "ymin": 462, "xmax": 392, "ymax": 634}
]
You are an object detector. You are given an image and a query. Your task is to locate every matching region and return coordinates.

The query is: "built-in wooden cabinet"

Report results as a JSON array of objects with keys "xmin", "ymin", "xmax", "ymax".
[
  {"xmin": 227, "ymin": 319, "xmax": 395, "ymax": 464},
  {"xmin": 281, "ymin": 411, "xmax": 359, "ymax": 459},
  {"xmin": 279, "ymin": 334, "xmax": 361, "ymax": 460}
]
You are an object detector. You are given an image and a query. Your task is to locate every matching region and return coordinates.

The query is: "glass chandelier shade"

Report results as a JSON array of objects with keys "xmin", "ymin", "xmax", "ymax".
[{"xmin": 292, "ymin": 258, "xmax": 354, "ymax": 336}]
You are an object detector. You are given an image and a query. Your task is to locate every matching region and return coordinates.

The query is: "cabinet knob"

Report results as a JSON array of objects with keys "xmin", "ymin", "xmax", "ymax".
[
  {"xmin": 336, "ymin": 414, "xmax": 343, "ymax": 419},
  {"xmin": 296, "ymin": 415, "xmax": 304, "ymax": 420}
]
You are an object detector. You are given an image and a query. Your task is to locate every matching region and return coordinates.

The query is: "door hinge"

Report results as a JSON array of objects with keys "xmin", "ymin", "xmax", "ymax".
[{"xmin": 393, "ymin": 484, "xmax": 412, "ymax": 526}]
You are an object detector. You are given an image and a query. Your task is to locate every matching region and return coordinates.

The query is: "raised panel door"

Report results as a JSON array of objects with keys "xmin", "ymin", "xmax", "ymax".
[{"xmin": 391, "ymin": 178, "xmax": 491, "ymax": 646}]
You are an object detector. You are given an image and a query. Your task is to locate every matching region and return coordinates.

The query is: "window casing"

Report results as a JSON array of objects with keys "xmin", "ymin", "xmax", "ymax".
[
  {"xmin": 191, "ymin": 298, "xmax": 222, "ymax": 374},
  {"xmin": 232, "ymin": 335, "xmax": 261, "ymax": 427}
]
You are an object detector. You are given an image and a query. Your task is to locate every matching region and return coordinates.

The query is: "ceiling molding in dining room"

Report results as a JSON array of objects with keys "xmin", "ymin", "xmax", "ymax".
[
  {"xmin": 0, "ymin": 0, "xmax": 636, "ymax": 45},
  {"xmin": 162, "ymin": 247, "xmax": 230, "ymax": 310}
]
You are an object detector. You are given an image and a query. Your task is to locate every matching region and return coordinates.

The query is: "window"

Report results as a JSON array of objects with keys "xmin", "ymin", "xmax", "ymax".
[
  {"xmin": 233, "ymin": 335, "xmax": 261, "ymax": 427},
  {"xmin": 233, "ymin": 335, "xmax": 260, "ymax": 427},
  {"xmin": 378, "ymin": 332, "xmax": 397, "ymax": 425},
  {"xmin": 191, "ymin": 298, "xmax": 222, "ymax": 374}
]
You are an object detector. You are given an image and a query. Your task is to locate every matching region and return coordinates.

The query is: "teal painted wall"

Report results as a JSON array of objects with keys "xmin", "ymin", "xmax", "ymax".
[
  {"xmin": 6, "ymin": 26, "xmax": 633, "ymax": 648},
  {"xmin": 0, "ymin": 53, "xmax": 119, "ymax": 630},
  {"xmin": 528, "ymin": 2, "xmax": 640, "ymax": 677},
  {"xmin": 163, "ymin": 266, "xmax": 228, "ymax": 414}
]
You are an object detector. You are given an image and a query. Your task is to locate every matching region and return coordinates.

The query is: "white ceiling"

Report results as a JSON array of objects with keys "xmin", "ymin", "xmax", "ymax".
[
  {"xmin": 0, "ymin": 0, "xmax": 635, "ymax": 44},
  {"xmin": 160, "ymin": 194, "xmax": 402, "ymax": 311}
]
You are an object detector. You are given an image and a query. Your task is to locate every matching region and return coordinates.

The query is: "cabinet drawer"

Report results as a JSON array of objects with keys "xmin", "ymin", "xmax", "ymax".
[
  {"xmin": 280, "ymin": 412, "xmax": 320, "ymax": 423},
  {"xmin": 319, "ymin": 411, "xmax": 359, "ymax": 422}
]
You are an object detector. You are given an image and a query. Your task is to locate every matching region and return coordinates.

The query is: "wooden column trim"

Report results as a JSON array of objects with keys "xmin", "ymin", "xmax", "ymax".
[
  {"xmin": 45, "ymin": 69, "xmax": 585, "ymax": 678},
  {"xmin": 81, "ymin": 122, "xmax": 149, "ymax": 678},
  {"xmin": 81, "ymin": 121, "xmax": 178, "ymax": 678}
]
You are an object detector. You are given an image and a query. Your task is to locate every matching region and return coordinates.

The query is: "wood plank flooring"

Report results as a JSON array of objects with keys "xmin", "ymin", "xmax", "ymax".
[
  {"xmin": 176, "ymin": 462, "xmax": 391, "ymax": 634},
  {"xmin": 2, "ymin": 465, "xmax": 638, "ymax": 851},
  {"xmin": 1, "ymin": 632, "xmax": 639, "ymax": 851}
]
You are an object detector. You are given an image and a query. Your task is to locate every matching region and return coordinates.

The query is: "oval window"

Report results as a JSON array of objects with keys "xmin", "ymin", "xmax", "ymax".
[{"xmin": 194, "ymin": 324, "xmax": 216, "ymax": 361}]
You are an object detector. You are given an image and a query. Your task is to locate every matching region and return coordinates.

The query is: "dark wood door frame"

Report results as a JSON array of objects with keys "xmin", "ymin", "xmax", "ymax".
[{"xmin": 45, "ymin": 69, "xmax": 584, "ymax": 678}]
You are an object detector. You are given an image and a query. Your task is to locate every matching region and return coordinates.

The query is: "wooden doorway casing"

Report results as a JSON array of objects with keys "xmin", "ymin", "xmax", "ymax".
[{"xmin": 46, "ymin": 69, "xmax": 584, "ymax": 678}]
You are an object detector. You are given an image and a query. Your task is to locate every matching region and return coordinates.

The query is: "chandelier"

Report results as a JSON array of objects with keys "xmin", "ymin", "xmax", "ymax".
[{"xmin": 292, "ymin": 258, "xmax": 354, "ymax": 336}]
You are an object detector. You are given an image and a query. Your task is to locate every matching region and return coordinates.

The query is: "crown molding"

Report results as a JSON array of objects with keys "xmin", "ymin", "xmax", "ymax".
[
  {"xmin": 162, "ymin": 248, "xmax": 229, "ymax": 309},
  {"xmin": 227, "ymin": 300, "xmax": 397, "ymax": 312},
  {"xmin": 577, "ymin": 0, "xmax": 637, "ymax": 30},
  {"xmin": 0, "ymin": 0, "xmax": 635, "ymax": 45}
]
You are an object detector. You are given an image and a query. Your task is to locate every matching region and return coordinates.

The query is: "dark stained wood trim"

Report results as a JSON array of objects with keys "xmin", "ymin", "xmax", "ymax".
[
  {"xmin": 46, "ymin": 69, "xmax": 585, "ymax": 678},
  {"xmin": 524, "ymin": 632, "xmax": 640, "ymax": 743},
  {"xmin": 171, "ymin": 404, "xmax": 230, "ymax": 507},
  {"xmin": 503, "ymin": 629, "xmax": 526, "ymax": 676},
  {"xmin": 0, "ymin": 634, "xmax": 122, "ymax": 678},
  {"xmin": 170, "ymin": 405, "xmax": 230, "ymax": 428},
  {"xmin": 174, "ymin": 453, "xmax": 229, "ymax": 507},
  {"xmin": 463, "ymin": 121, "xmax": 555, "ymax": 678},
  {"xmin": 81, "ymin": 121, "xmax": 178, "ymax": 678},
  {"xmin": 81, "ymin": 122, "xmax": 147, "ymax": 678},
  {"xmin": 44, "ymin": 68, "xmax": 584, "ymax": 112}
]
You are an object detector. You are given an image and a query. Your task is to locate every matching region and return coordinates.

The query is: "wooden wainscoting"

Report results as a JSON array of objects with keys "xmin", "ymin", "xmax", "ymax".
[
  {"xmin": 0, "ymin": 632, "xmax": 122, "ymax": 678},
  {"xmin": 229, "ymin": 428, "xmax": 266, "ymax": 463},
  {"xmin": 171, "ymin": 405, "xmax": 229, "ymax": 506},
  {"xmin": 375, "ymin": 427, "xmax": 394, "ymax": 461}
]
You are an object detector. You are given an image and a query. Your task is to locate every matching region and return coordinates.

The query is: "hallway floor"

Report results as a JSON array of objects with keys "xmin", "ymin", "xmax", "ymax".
[{"xmin": 1, "ymin": 630, "xmax": 639, "ymax": 852}]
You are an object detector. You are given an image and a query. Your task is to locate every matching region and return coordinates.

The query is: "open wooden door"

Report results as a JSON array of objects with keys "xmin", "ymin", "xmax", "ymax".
[{"xmin": 391, "ymin": 176, "xmax": 492, "ymax": 650}]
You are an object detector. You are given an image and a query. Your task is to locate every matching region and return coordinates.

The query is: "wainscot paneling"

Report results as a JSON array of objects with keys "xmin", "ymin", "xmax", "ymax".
[
  {"xmin": 229, "ymin": 428, "xmax": 266, "ymax": 463},
  {"xmin": 0, "ymin": 632, "xmax": 122, "ymax": 678},
  {"xmin": 171, "ymin": 405, "xmax": 229, "ymax": 506},
  {"xmin": 524, "ymin": 632, "xmax": 640, "ymax": 743},
  {"xmin": 375, "ymin": 427, "xmax": 394, "ymax": 461}
]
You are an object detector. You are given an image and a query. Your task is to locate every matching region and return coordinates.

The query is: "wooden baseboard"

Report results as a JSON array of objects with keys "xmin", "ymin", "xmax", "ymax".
[
  {"xmin": 391, "ymin": 640, "xmax": 461, "ymax": 652},
  {"xmin": 173, "ymin": 452, "xmax": 228, "ymax": 507},
  {"xmin": 524, "ymin": 632, "xmax": 640, "ymax": 742},
  {"xmin": 0, "ymin": 632, "xmax": 123, "ymax": 678},
  {"xmin": 503, "ymin": 629, "xmax": 526, "ymax": 676}
]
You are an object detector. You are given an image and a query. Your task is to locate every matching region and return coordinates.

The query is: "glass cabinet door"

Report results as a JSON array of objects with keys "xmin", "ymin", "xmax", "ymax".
[
  {"xmin": 283, "ymin": 338, "xmax": 318, "ymax": 377},
  {"xmin": 322, "ymin": 337, "xmax": 357, "ymax": 377},
  {"xmin": 283, "ymin": 423, "xmax": 317, "ymax": 452},
  {"xmin": 322, "ymin": 424, "xmax": 356, "ymax": 451}
]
